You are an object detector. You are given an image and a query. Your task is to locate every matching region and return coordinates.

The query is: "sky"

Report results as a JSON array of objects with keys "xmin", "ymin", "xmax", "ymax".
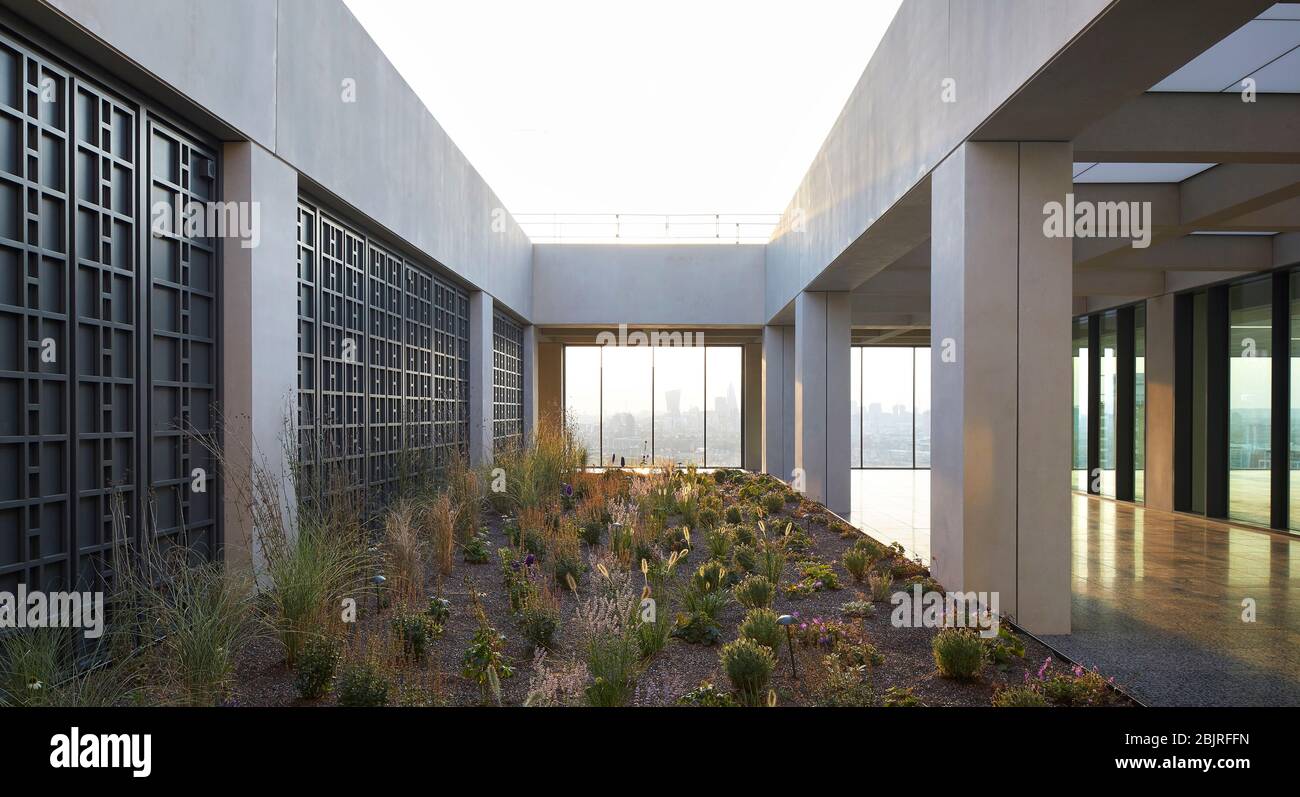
[{"xmin": 343, "ymin": 0, "xmax": 903, "ymax": 215}]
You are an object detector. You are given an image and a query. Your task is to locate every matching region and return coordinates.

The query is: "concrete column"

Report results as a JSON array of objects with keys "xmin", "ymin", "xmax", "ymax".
[
  {"xmin": 1144, "ymin": 294, "xmax": 1176, "ymax": 511},
  {"xmin": 762, "ymin": 326, "xmax": 790, "ymax": 478},
  {"xmin": 522, "ymin": 324, "xmax": 539, "ymax": 443},
  {"xmin": 220, "ymin": 141, "xmax": 298, "ymax": 575},
  {"xmin": 930, "ymin": 141, "xmax": 1072, "ymax": 634},
  {"xmin": 794, "ymin": 292, "xmax": 851, "ymax": 515},
  {"xmin": 468, "ymin": 291, "xmax": 494, "ymax": 466},
  {"xmin": 743, "ymin": 342, "xmax": 763, "ymax": 471}
]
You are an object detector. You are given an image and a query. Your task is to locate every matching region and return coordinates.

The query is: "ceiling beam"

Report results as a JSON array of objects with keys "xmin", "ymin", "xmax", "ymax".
[
  {"xmin": 1075, "ymin": 93, "xmax": 1300, "ymax": 164},
  {"xmin": 1079, "ymin": 234, "xmax": 1273, "ymax": 271}
]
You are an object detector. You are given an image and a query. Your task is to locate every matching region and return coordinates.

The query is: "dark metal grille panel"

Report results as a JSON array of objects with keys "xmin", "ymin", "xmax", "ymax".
[
  {"xmin": 367, "ymin": 241, "xmax": 402, "ymax": 499},
  {"xmin": 295, "ymin": 202, "xmax": 317, "ymax": 480},
  {"xmin": 0, "ymin": 27, "xmax": 220, "ymax": 599},
  {"xmin": 492, "ymin": 311, "xmax": 523, "ymax": 451},
  {"xmin": 319, "ymin": 215, "xmax": 366, "ymax": 500},
  {"xmin": 146, "ymin": 120, "xmax": 217, "ymax": 556},
  {"xmin": 0, "ymin": 40, "xmax": 71, "ymax": 596},
  {"xmin": 403, "ymin": 264, "xmax": 433, "ymax": 457},
  {"xmin": 295, "ymin": 198, "xmax": 468, "ymax": 502},
  {"xmin": 434, "ymin": 277, "xmax": 469, "ymax": 466},
  {"xmin": 71, "ymin": 78, "xmax": 135, "ymax": 592}
]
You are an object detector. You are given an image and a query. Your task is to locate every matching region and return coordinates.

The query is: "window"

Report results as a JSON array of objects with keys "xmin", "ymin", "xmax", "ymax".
[
  {"xmin": 705, "ymin": 347, "xmax": 743, "ymax": 467},
  {"xmin": 1134, "ymin": 305, "xmax": 1146, "ymax": 503},
  {"xmin": 1098, "ymin": 311, "xmax": 1118, "ymax": 497},
  {"xmin": 562, "ymin": 344, "xmax": 743, "ymax": 467},
  {"xmin": 850, "ymin": 345, "xmax": 929, "ymax": 469},
  {"xmin": 1072, "ymin": 318, "xmax": 1089, "ymax": 492},
  {"xmin": 1228, "ymin": 278, "xmax": 1271, "ymax": 527}
]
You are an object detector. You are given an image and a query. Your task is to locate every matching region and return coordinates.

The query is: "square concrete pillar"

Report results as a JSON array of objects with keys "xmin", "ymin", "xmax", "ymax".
[
  {"xmin": 794, "ymin": 292, "xmax": 851, "ymax": 515},
  {"xmin": 468, "ymin": 291, "xmax": 494, "ymax": 466},
  {"xmin": 743, "ymin": 342, "xmax": 763, "ymax": 471},
  {"xmin": 930, "ymin": 141, "xmax": 1072, "ymax": 634},
  {"xmin": 1144, "ymin": 294, "xmax": 1175, "ymax": 512},
  {"xmin": 220, "ymin": 141, "xmax": 299, "ymax": 575},
  {"xmin": 522, "ymin": 324, "xmax": 539, "ymax": 444},
  {"xmin": 762, "ymin": 326, "xmax": 791, "ymax": 478}
]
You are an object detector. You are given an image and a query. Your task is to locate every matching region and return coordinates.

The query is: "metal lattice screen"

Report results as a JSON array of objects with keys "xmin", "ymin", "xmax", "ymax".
[
  {"xmin": 493, "ymin": 311, "xmax": 524, "ymax": 451},
  {"xmin": 295, "ymin": 198, "xmax": 468, "ymax": 507},
  {"xmin": 0, "ymin": 28, "xmax": 220, "ymax": 598}
]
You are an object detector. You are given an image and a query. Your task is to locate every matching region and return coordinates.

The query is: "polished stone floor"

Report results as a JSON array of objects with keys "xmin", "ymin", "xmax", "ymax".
[{"xmin": 849, "ymin": 469, "xmax": 1300, "ymax": 706}]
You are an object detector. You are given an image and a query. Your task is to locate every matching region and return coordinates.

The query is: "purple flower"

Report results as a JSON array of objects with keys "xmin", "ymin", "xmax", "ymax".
[
  {"xmin": 561, "ymin": 483, "xmax": 573, "ymax": 497},
  {"xmin": 524, "ymin": 553, "xmax": 536, "ymax": 567},
  {"xmin": 1037, "ymin": 657, "xmax": 1052, "ymax": 681}
]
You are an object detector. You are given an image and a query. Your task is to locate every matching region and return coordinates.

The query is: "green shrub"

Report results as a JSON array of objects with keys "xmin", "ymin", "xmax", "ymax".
[
  {"xmin": 724, "ymin": 505, "xmax": 742, "ymax": 525},
  {"xmin": 551, "ymin": 547, "xmax": 584, "ymax": 587},
  {"xmin": 392, "ymin": 608, "xmax": 442, "ymax": 662},
  {"xmin": 690, "ymin": 560, "xmax": 728, "ymax": 595},
  {"xmin": 762, "ymin": 492, "xmax": 785, "ymax": 515},
  {"xmin": 731, "ymin": 543, "xmax": 756, "ymax": 575},
  {"xmin": 678, "ymin": 681, "xmax": 736, "ymax": 707},
  {"xmin": 427, "ymin": 596, "xmax": 452, "ymax": 626},
  {"xmin": 756, "ymin": 542, "xmax": 785, "ymax": 586},
  {"xmin": 673, "ymin": 611, "xmax": 724, "ymax": 645},
  {"xmin": 733, "ymin": 574, "xmax": 775, "ymax": 609},
  {"xmin": 519, "ymin": 592, "xmax": 561, "ymax": 652},
  {"xmin": 732, "ymin": 523, "xmax": 756, "ymax": 547},
  {"xmin": 783, "ymin": 560, "xmax": 841, "ymax": 597},
  {"xmin": 720, "ymin": 638, "xmax": 775, "ymax": 707},
  {"xmin": 842, "ymin": 547, "xmax": 872, "ymax": 582},
  {"xmin": 853, "ymin": 535, "xmax": 888, "ymax": 559},
  {"xmin": 463, "ymin": 592, "xmax": 514, "ymax": 705},
  {"xmin": 867, "ymin": 570, "xmax": 894, "ymax": 602},
  {"xmin": 705, "ymin": 528, "xmax": 732, "ymax": 561},
  {"xmin": 462, "ymin": 529, "xmax": 491, "ymax": 563},
  {"xmin": 1042, "ymin": 667, "xmax": 1113, "ymax": 706},
  {"xmin": 993, "ymin": 686, "xmax": 1048, "ymax": 707},
  {"xmin": 335, "ymin": 657, "xmax": 391, "ymax": 707},
  {"xmin": 810, "ymin": 653, "xmax": 873, "ymax": 707},
  {"xmin": 739, "ymin": 608, "xmax": 784, "ymax": 653},
  {"xmin": 983, "ymin": 625, "xmax": 1025, "ymax": 666},
  {"xmin": 840, "ymin": 596, "xmax": 875, "ymax": 618},
  {"xmin": 585, "ymin": 632, "xmax": 640, "ymax": 707},
  {"xmin": 932, "ymin": 628, "xmax": 985, "ymax": 681},
  {"xmin": 697, "ymin": 507, "xmax": 720, "ymax": 530},
  {"xmin": 636, "ymin": 614, "xmax": 673, "ymax": 659},
  {"xmin": 293, "ymin": 635, "xmax": 342, "ymax": 699},
  {"xmin": 578, "ymin": 520, "xmax": 603, "ymax": 546},
  {"xmin": 883, "ymin": 686, "xmax": 922, "ymax": 707}
]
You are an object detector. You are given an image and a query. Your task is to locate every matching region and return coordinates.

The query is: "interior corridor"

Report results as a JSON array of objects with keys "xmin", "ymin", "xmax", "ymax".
[{"xmin": 849, "ymin": 470, "xmax": 1300, "ymax": 706}]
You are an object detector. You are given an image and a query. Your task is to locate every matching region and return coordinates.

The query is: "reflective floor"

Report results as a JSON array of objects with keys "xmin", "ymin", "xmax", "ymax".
[{"xmin": 849, "ymin": 470, "xmax": 1300, "ymax": 706}]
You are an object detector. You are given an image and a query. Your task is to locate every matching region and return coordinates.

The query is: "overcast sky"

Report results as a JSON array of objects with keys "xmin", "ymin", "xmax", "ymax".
[{"xmin": 343, "ymin": 0, "xmax": 902, "ymax": 215}]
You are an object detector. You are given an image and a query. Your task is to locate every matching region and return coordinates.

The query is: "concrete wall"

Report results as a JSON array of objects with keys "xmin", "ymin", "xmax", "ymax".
[
  {"xmin": 38, "ymin": 0, "xmax": 534, "ymax": 318},
  {"xmin": 532, "ymin": 244, "xmax": 765, "ymax": 327}
]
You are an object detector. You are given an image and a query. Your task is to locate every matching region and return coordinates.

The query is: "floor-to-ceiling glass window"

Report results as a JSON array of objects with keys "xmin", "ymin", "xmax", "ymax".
[
  {"xmin": 850, "ymin": 348, "xmax": 862, "ymax": 468},
  {"xmin": 653, "ymin": 346, "xmax": 704, "ymax": 466},
  {"xmin": 1291, "ymin": 273, "xmax": 1300, "ymax": 531},
  {"xmin": 861, "ymin": 347, "xmax": 915, "ymax": 467},
  {"xmin": 1099, "ymin": 311, "xmax": 1119, "ymax": 497},
  {"xmin": 1134, "ymin": 305, "xmax": 1146, "ymax": 503},
  {"xmin": 601, "ymin": 345, "xmax": 653, "ymax": 467},
  {"xmin": 1072, "ymin": 318, "xmax": 1089, "ymax": 492},
  {"xmin": 1192, "ymin": 292, "xmax": 1208, "ymax": 515},
  {"xmin": 565, "ymin": 346, "xmax": 602, "ymax": 465},
  {"xmin": 1228, "ymin": 278, "xmax": 1272, "ymax": 527},
  {"xmin": 705, "ymin": 347, "xmax": 743, "ymax": 467},
  {"xmin": 562, "ymin": 344, "xmax": 742, "ymax": 467},
  {"xmin": 914, "ymin": 347, "xmax": 931, "ymax": 468}
]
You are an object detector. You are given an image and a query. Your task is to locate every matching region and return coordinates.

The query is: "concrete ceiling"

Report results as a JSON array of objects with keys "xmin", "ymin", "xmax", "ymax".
[{"xmin": 850, "ymin": 3, "xmax": 1300, "ymax": 330}]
